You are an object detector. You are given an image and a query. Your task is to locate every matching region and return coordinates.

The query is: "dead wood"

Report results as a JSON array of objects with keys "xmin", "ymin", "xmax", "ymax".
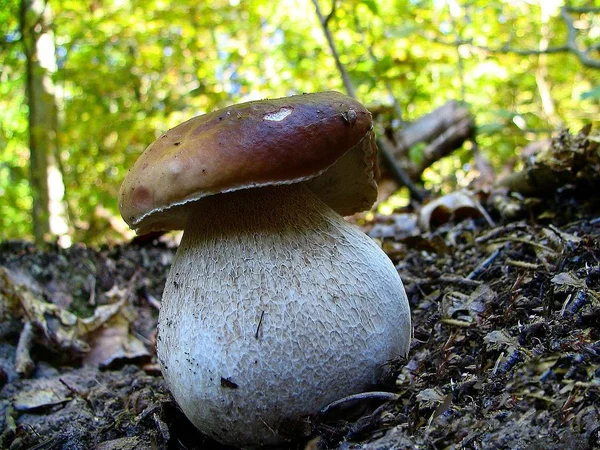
[
  {"xmin": 377, "ymin": 100, "xmax": 476, "ymax": 183},
  {"xmin": 497, "ymin": 125, "xmax": 599, "ymax": 196}
]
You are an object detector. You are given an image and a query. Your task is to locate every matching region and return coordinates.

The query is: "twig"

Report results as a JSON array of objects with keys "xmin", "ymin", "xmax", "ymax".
[
  {"xmin": 319, "ymin": 391, "xmax": 398, "ymax": 415},
  {"xmin": 403, "ymin": 274, "xmax": 482, "ymax": 288},
  {"xmin": 144, "ymin": 291, "xmax": 161, "ymax": 310},
  {"xmin": 559, "ymin": 7, "xmax": 600, "ymax": 69},
  {"xmin": 18, "ymin": 435, "xmax": 54, "ymax": 450},
  {"xmin": 417, "ymin": 7, "xmax": 600, "ymax": 69},
  {"xmin": 255, "ymin": 310, "xmax": 265, "ymax": 339},
  {"xmin": 311, "ymin": 0, "xmax": 355, "ymax": 98},
  {"xmin": 437, "ymin": 275, "xmax": 482, "ymax": 287},
  {"xmin": 489, "ymin": 237, "xmax": 555, "ymax": 253},
  {"xmin": 88, "ymin": 275, "xmax": 96, "ymax": 306},
  {"xmin": 15, "ymin": 320, "xmax": 35, "ymax": 377},
  {"xmin": 506, "ymin": 259, "xmax": 541, "ymax": 270},
  {"xmin": 259, "ymin": 417, "xmax": 276, "ymax": 436},
  {"xmin": 475, "ymin": 222, "xmax": 529, "ymax": 244},
  {"xmin": 311, "ymin": 0, "xmax": 424, "ymax": 199},
  {"xmin": 565, "ymin": 7, "xmax": 600, "ymax": 14},
  {"xmin": 345, "ymin": 400, "xmax": 395, "ymax": 440},
  {"xmin": 323, "ymin": 0, "xmax": 336, "ymax": 26},
  {"xmin": 440, "ymin": 318, "xmax": 472, "ymax": 327},
  {"xmin": 467, "ymin": 247, "xmax": 503, "ymax": 280},
  {"xmin": 492, "ymin": 351, "xmax": 505, "ymax": 375}
]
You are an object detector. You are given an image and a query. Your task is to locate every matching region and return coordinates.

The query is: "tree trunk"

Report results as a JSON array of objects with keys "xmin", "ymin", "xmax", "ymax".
[{"xmin": 20, "ymin": 0, "xmax": 69, "ymax": 246}]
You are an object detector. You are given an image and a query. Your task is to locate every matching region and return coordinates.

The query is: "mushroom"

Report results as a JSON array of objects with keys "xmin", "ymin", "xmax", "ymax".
[{"xmin": 118, "ymin": 91, "xmax": 411, "ymax": 447}]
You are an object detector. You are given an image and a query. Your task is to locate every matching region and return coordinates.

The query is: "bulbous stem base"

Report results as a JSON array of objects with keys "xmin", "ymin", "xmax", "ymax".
[{"xmin": 157, "ymin": 184, "xmax": 411, "ymax": 447}]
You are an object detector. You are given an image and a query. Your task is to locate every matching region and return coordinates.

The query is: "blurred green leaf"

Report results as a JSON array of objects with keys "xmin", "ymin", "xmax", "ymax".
[
  {"xmin": 478, "ymin": 122, "xmax": 506, "ymax": 135},
  {"xmin": 388, "ymin": 24, "xmax": 419, "ymax": 39},
  {"xmin": 581, "ymin": 86, "xmax": 600, "ymax": 101},
  {"xmin": 361, "ymin": 0, "xmax": 380, "ymax": 15}
]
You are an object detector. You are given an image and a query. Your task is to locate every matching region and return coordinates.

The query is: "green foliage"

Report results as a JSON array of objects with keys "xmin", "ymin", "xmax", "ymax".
[
  {"xmin": 0, "ymin": 0, "xmax": 598, "ymax": 244},
  {"xmin": 581, "ymin": 85, "xmax": 600, "ymax": 101},
  {"xmin": 0, "ymin": 0, "xmax": 30, "ymax": 238}
]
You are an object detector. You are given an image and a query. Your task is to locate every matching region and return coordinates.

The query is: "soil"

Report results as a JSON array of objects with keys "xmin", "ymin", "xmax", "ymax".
[{"xmin": 0, "ymin": 186, "xmax": 599, "ymax": 450}]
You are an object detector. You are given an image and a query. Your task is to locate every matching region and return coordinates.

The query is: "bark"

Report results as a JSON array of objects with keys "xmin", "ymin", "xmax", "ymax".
[
  {"xmin": 406, "ymin": 115, "xmax": 474, "ymax": 180},
  {"xmin": 391, "ymin": 100, "xmax": 476, "ymax": 181},
  {"xmin": 394, "ymin": 101, "xmax": 470, "ymax": 155},
  {"xmin": 20, "ymin": 0, "xmax": 69, "ymax": 246}
]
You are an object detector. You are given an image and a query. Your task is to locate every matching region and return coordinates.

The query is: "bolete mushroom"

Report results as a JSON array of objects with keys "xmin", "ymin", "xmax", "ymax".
[{"xmin": 119, "ymin": 91, "xmax": 411, "ymax": 447}]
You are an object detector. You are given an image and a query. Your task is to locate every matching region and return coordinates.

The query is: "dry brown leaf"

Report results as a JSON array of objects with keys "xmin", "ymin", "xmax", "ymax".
[
  {"xmin": 418, "ymin": 191, "xmax": 492, "ymax": 232},
  {"xmin": 13, "ymin": 385, "xmax": 71, "ymax": 412},
  {"xmin": 1, "ymin": 266, "xmax": 150, "ymax": 373},
  {"xmin": 83, "ymin": 313, "xmax": 150, "ymax": 369}
]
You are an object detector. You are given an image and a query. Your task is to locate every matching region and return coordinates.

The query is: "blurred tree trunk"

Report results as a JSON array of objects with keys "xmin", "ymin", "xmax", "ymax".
[{"xmin": 20, "ymin": 0, "xmax": 69, "ymax": 246}]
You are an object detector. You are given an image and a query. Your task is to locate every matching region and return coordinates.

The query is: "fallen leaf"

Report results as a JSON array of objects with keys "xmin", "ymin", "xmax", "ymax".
[
  {"xmin": 13, "ymin": 387, "xmax": 71, "ymax": 412},
  {"xmin": 416, "ymin": 388, "xmax": 445, "ymax": 405},
  {"xmin": 551, "ymin": 272, "xmax": 586, "ymax": 289},
  {"xmin": 83, "ymin": 313, "xmax": 150, "ymax": 369},
  {"xmin": 484, "ymin": 330, "xmax": 518, "ymax": 349}
]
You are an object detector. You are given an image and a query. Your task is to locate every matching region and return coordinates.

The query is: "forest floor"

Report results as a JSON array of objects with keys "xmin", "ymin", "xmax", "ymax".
[{"xmin": 1, "ymin": 139, "xmax": 599, "ymax": 450}]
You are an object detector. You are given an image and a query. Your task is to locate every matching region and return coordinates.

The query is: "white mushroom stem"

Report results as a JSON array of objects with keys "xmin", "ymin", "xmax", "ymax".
[{"xmin": 157, "ymin": 183, "xmax": 411, "ymax": 447}]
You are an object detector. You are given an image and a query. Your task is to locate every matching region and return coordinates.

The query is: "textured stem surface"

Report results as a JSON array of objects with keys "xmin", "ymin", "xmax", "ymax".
[{"xmin": 157, "ymin": 184, "xmax": 410, "ymax": 447}]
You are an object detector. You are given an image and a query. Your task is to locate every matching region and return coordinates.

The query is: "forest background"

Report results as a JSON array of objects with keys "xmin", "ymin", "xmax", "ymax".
[{"xmin": 1, "ymin": 0, "xmax": 598, "ymax": 246}]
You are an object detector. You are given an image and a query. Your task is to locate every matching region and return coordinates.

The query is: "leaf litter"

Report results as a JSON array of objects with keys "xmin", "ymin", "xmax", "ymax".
[{"xmin": 0, "ymin": 128, "xmax": 599, "ymax": 449}]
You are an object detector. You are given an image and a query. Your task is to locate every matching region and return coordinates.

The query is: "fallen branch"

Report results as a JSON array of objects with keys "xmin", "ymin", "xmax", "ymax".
[
  {"xmin": 380, "ymin": 101, "xmax": 475, "ymax": 182},
  {"xmin": 407, "ymin": 115, "xmax": 475, "ymax": 180}
]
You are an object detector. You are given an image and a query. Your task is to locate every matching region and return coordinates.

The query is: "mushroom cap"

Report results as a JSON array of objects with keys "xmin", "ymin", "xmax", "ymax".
[{"xmin": 119, "ymin": 91, "xmax": 378, "ymax": 234}]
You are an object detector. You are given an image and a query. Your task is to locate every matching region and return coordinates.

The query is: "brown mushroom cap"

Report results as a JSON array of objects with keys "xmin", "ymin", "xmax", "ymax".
[{"xmin": 119, "ymin": 91, "xmax": 378, "ymax": 234}]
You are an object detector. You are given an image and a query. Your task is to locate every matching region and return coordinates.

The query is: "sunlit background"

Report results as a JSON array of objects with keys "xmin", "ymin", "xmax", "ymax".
[{"xmin": 1, "ymin": 0, "xmax": 598, "ymax": 245}]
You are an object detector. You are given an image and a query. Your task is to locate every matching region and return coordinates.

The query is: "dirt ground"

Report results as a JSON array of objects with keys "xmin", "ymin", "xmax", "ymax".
[{"xmin": 1, "ymin": 133, "xmax": 599, "ymax": 449}]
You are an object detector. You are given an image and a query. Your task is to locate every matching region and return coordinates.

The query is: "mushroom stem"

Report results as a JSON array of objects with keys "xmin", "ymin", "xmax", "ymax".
[{"xmin": 157, "ymin": 183, "xmax": 410, "ymax": 447}]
